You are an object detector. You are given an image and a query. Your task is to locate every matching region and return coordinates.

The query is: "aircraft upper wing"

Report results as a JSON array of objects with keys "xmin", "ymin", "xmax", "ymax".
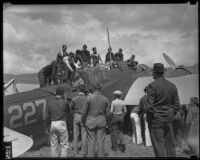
[
  {"xmin": 3, "ymin": 127, "xmax": 33, "ymax": 157},
  {"xmin": 124, "ymin": 74, "xmax": 199, "ymax": 105}
]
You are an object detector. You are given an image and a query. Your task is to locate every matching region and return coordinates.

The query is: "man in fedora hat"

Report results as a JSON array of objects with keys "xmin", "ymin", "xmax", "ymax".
[{"xmin": 146, "ymin": 63, "xmax": 180, "ymax": 157}]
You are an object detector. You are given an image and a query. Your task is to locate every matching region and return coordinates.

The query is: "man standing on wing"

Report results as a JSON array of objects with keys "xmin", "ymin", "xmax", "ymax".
[{"xmin": 81, "ymin": 44, "xmax": 91, "ymax": 68}]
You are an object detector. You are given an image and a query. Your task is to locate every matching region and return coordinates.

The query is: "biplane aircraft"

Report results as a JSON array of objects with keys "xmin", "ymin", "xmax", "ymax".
[
  {"xmin": 3, "ymin": 61, "xmax": 151, "ymax": 157},
  {"xmin": 3, "ymin": 52, "xmax": 199, "ymax": 157},
  {"xmin": 3, "ymin": 21, "xmax": 199, "ymax": 155}
]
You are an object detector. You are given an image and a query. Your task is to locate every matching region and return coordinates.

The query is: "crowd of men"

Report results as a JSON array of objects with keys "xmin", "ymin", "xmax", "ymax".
[
  {"xmin": 43, "ymin": 60, "xmax": 199, "ymax": 157},
  {"xmin": 38, "ymin": 44, "xmax": 138, "ymax": 88}
]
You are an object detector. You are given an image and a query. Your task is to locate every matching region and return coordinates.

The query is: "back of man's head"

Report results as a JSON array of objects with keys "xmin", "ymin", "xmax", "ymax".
[
  {"xmin": 62, "ymin": 44, "xmax": 67, "ymax": 49},
  {"xmin": 190, "ymin": 97, "xmax": 199, "ymax": 107},
  {"xmin": 57, "ymin": 52, "xmax": 63, "ymax": 60},
  {"xmin": 93, "ymin": 82, "xmax": 101, "ymax": 91},
  {"xmin": 56, "ymin": 86, "xmax": 65, "ymax": 96},
  {"xmin": 69, "ymin": 52, "xmax": 75, "ymax": 57},
  {"xmin": 108, "ymin": 47, "xmax": 112, "ymax": 51},
  {"xmin": 153, "ymin": 63, "xmax": 164, "ymax": 77},
  {"xmin": 78, "ymin": 84, "xmax": 85, "ymax": 93}
]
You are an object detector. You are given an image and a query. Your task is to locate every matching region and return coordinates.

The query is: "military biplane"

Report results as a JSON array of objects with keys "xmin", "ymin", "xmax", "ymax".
[
  {"xmin": 3, "ymin": 61, "xmax": 151, "ymax": 157},
  {"xmin": 3, "ymin": 52, "xmax": 199, "ymax": 157}
]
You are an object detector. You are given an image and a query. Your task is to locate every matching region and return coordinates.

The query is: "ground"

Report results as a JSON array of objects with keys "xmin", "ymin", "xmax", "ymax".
[{"xmin": 19, "ymin": 134, "xmax": 192, "ymax": 158}]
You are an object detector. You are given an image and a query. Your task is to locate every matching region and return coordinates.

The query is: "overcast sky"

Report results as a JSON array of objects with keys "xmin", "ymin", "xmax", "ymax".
[{"xmin": 3, "ymin": 4, "xmax": 198, "ymax": 75}]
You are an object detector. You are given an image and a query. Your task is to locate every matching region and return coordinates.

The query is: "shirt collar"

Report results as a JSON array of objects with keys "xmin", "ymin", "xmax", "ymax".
[
  {"xmin": 155, "ymin": 76, "xmax": 165, "ymax": 81},
  {"xmin": 79, "ymin": 92, "xmax": 85, "ymax": 96},
  {"xmin": 56, "ymin": 95, "xmax": 62, "ymax": 99},
  {"xmin": 93, "ymin": 90, "xmax": 102, "ymax": 95}
]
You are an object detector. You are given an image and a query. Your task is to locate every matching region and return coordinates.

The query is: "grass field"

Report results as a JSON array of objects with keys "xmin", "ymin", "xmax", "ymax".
[{"xmin": 19, "ymin": 134, "xmax": 192, "ymax": 158}]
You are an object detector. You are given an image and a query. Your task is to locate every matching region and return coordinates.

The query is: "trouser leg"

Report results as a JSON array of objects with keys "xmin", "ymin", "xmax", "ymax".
[
  {"xmin": 130, "ymin": 113, "xmax": 136, "ymax": 143},
  {"xmin": 60, "ymin": 128, "xmax": 69, "ymax": 157},
  {"xmin": 150, "ymin": 127, "xmax": 166, "ymax": 157},
  {"xmin": 50, "ymin": 132, "xmax": 59, "ymax": 157},
  {"xmin": 165, "ymin": 123, "xmax": 176, "ymax": 157},
  {"xmin": 118, "ymin": 120, "xmax": 125, "ymax": 145},
  {"xmin": 144, "ymin": 118, "xmax": 152, "ymax": 147},
  {"xmin": 110, "ymin": 123, "xmax": 118, "ymax": 149},
  {"xmin": 86, "ymin": 128, "xmax": 96, "ymax": 157},
  {"xmin": 81, "ymin": 126, "xmax": 88, "ymax": 156},
  {"xmin": 97, "ymin": 128, "xmax": 106, "ymax": 157},
  {"xmin": 73, "ymin": 115, "xmax": 80, "ymax": 154},
  {"xmin": 132, "ymin": 113, "xmax": 143, "ymax": 144}
]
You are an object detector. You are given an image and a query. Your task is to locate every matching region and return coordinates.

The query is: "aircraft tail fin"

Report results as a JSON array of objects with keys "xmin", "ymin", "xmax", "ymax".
[{"xmin": 163, "ymin": 53, "xmax": 178, "ymax": 69}]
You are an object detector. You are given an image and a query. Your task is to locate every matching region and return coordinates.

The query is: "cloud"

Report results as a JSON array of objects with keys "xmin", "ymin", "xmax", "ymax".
[
  {"xmin": 3, "ymin": 22, "xmax": 28, "ymax": 42},
  {"xmin": 4, "ymin": 5, "xmax": 67, "ymax": 25},
  {"xmin": 4, "ymin": 50, "xmax": 48, "ymax": 74},
  {"xmin": 3, "ymin": 4, "xmax": 198, "ymax": 75}
]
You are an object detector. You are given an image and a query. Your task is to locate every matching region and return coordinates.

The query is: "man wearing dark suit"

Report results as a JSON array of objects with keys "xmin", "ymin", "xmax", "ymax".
[
  {"xmin": 105, "ymin": 47, "xmax": 115, "ymax": 64},
  {"xmin": 81, "ymin": 44, "xmax": 91, "ymax": 67},
  {"xmin": 146, "ymin": 63, "xmax": 180, "ymax": 157},
  {"xmin": 81, "ymin": 82, "xmax": 110, "ymax": 157}
]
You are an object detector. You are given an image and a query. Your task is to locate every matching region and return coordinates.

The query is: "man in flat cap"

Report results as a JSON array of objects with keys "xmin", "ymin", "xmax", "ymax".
[
  {"xmin": 44, "ymin": 86, "xmax": 71, "ymax": 157},
  {"xmin": 81, "ymin": 82, "xmax": 110, "ymax": 157},
  {"xmin": 146, "ymin": 63, "xmax": 180, "ymax": 157},
  {"xmin": 70, "ymin": 84, "xmax": 88, "ymax": 157}
]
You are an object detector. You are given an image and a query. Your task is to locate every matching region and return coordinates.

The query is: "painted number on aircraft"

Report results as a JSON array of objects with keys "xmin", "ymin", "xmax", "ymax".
[
  {"xmin": 8, "ymin": 99, "xmax": 47, "ymax": 129},
  {"xmin": 8, "ymin": 105, "xmax": 23, "ymax": 129},
  {"xmin": 23, "ymin": 102, "xmax": 37, "ymax": 125},
  {"xmin": 35, "ymin": 99, "xmax": 47, "ymax": 120}
]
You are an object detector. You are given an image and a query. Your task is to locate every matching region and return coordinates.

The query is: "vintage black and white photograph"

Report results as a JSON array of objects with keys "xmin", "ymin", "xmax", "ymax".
[{"xmin": 3, "ymin": 3, "xmax": 199, "ymax": 158}]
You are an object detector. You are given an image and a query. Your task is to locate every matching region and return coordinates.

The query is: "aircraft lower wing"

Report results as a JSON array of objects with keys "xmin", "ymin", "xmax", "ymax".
[
  {"xmin": 124, "ymin": 74, "xmax": 199, "ymax": 105},
  {"xmin": 3, "ymin": 127, "xmax": 33, "ymax": 157}
]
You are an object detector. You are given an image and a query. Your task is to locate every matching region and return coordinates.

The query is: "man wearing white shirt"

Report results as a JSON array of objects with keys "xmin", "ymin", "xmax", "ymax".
[{"xmin": 110, "ymin": 90, "xmax": 127, "ymax": 152}]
